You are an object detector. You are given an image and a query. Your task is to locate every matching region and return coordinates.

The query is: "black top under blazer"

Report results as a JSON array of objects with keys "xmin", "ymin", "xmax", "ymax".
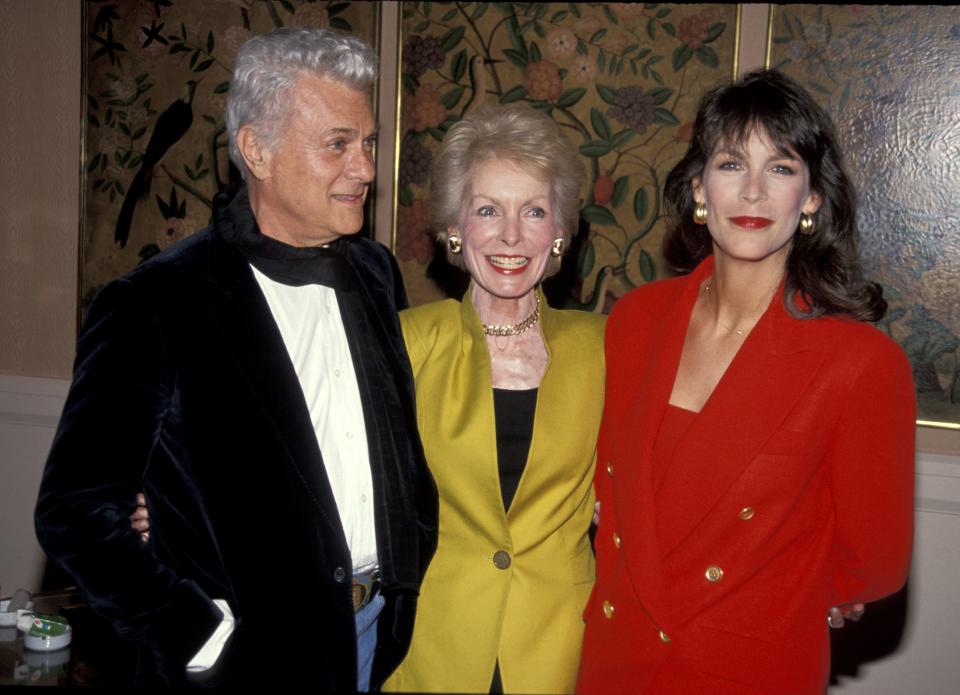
[{"xmin": 35, "ymin": 189, "xmax": 438, "ymax": 689}]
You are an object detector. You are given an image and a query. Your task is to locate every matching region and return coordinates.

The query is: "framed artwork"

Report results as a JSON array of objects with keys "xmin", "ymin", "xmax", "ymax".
[
  {"xmin": 769, "ymin": 4, "xmax": 960, "ymax": 429},
  {"xmin": 80, "ymin": 0, "xmax": 379, "ymax": 312},
  {"xmin": 392, "ymin": 2, "xmax": 738, "ymax": 309}
]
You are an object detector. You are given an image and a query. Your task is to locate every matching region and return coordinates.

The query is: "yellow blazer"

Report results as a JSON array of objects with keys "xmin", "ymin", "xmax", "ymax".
[{"xmin": 385, "ymin": 289, "xmax": 605, "ymax": 694}]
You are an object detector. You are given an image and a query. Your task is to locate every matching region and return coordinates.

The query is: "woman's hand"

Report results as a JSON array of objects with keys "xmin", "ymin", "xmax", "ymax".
[
  {"xmin": 130, "ymin": 492, "xmax": 150, "ymax": 543},
  {"xmin": 828, "ymin": 603, "xmax": 865, "ymax": 628}
]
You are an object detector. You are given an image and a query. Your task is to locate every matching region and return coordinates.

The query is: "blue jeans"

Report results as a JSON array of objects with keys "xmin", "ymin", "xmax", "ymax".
[{"xmin": 355, "ymin": 592, "xmax": 385, "ymax": 692}]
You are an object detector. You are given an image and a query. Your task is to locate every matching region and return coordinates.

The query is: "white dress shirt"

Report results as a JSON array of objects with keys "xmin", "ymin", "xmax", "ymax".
[{"xmin": 189, "ymin": 266, "xmax": 379, "ymax": 672}]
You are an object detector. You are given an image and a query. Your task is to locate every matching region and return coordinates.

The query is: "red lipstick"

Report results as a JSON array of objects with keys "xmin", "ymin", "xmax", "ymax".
[
  {"xmin": 486, "ymin": 255, "xmax": 531, "ymax": 275},
  {"xmin": 729, "ymin": 216, "xmax": 773, "ymax": 229}
]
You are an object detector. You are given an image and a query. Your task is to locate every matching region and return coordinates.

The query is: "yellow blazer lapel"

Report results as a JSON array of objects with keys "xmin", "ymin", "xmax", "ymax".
[
  {"xmin": 453, "ymin": 293, "xmax": 514, "ymax": 525},
  {"xmin": 506, "ymin": 290, "xmax": 604, "ymax": 532}
]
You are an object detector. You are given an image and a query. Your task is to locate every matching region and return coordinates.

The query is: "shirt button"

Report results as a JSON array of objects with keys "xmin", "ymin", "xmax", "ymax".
[
  {"xmin": 492, "ymin": 550, "xmax": 511, "ymax": 570},
  {"xmin": 333, "ymin": 567, "xmax": 346, "ymax": 583},
  {"xmin": 606, "ymin": 461, "xmax": 614, "ymax": 476},
  {"xmin": 658, "ymin": 629, "xmax": 671, "ymax": 643},
  {"xmin": 602, "ymin": 600, "xmax": 614, "ymax": 619},
  {"xmin": 360, "ymin": 494, "xmax": 367, "ymax": 503},
  {"xmin": 346, "ymin": 432, "xmax": 354, "ymax": 440},
  {"xmin": 613, "ymin": 532, "xmax": 622, "ymax": 548},
  {"xmin": 705, "ymin": 565, "xmax": 724, "ymax": 583},
  {"xmin": 335, "ymin": 368, "xmax": 341, "ymax": 378},
  {"xmin": 738, "ymin": 506, "xmax": 755, "ymax": 521}
]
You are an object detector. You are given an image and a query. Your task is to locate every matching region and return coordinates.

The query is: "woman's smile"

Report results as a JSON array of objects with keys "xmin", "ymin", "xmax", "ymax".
[{"xmin": 486, "ymin": 255, "xmax": 531, "ymax": 273}]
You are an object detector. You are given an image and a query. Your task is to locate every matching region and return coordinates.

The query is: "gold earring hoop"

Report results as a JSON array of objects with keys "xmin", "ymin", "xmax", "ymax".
[
  {"xmin": 799, "ymin": 213, "xmax": 815, "ymax": 235},
  {"xmin": 693, "ymin": 202, "xmax": 708, "ymax": 225},
  {"xmin": 447, "ymin": 234, "xmax": 462, "ymax": 254},
  {"xmin": 551, "ymin": 238, "xmax": 565, "ymax": 257}
]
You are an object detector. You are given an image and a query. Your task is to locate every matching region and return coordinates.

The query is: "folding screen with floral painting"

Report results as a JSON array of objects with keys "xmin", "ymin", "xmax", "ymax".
[
  {"xmin": 394, "ymin": 2, "xmax": 737, "ymax": 309},
  {"xmin": 770, "ymin": 4, "xmax": 960, "ymax": 426},
  {"xmin": 81, "ymin": 0, "xmax": 377, "ymax": 310}
]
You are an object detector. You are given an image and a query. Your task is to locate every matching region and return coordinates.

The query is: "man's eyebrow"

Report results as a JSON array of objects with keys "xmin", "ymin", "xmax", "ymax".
[{"xmin": 323, "ymin": 127, "xmax": 380, "ymax": 138}]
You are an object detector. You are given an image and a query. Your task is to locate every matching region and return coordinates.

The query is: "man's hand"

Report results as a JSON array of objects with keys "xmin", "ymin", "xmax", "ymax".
[
  {"xmin": 131, "ymin": 492, "xmax": 150, "ymax": 543},
  {"xmin": 828, "ymin": 603, "xmax": 865, "ymax": 629}
]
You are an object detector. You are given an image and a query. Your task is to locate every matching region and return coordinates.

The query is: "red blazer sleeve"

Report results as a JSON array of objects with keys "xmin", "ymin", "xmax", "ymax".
[{"xmin": 828, "ymin": 334, "xmax": 916, "ymax": 606}]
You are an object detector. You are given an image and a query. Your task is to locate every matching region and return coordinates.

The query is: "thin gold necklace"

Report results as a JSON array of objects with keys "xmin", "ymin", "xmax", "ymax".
[
  {"xmin": 703, "ymin": 278, "xmax": 776, "ymax": 338},
  {"xmin": 481, "ymin": 294, "xmax": 541, "ymax": 337}
]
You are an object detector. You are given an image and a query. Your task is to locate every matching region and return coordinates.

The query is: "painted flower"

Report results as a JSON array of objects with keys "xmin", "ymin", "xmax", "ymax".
[
  {"xmin": 207, "ymin": 93, "xmax": 228, "ymax": 121},
  {"xmin": 787, "ymin": 41, "xmax": 807, "ymax": 61},
  {"xmin": 406, "ymin": 84, "xmax": 446, "ymax": 132},
  {"xmin": 574, "ymin": 16, "xmax": 602, "ymax": 36},
  {"xmin": 398, "ymin": 138, "xmax": 433, "ymax": 188},
  {"xmin": 221, "ymin": 26, "xmax": 252, "ymax": 63},
  {"xmin": 570, "ymin": 55, "xmax": 597, "ymax": 85},
  {"xmin": 98, "ymin": 127, "xmax": 126, "ymax": 153},
  {"xmin": 545, "ymin": 27, "xmax": 577, "ymax": 61},
  {"xmin": 112, "ymin": 76, "xmax": 139, "ymax": 102},
  {"xmin": 127, "ymin": 104, "xmax": 150, "ymax": 126},
  {"xmin": 395, "ymin": 199, "xmax": 434, "ymax": 264},
  {"xmin": 523, "ymin": 60, "xmax": 563, "ymax": 102},
  {"xmin": 677, "ymin": 14, "xmax": 713, "ymax": 49},
  {"xmin": 137, "ymin": 24, "xmax": 167, "ymax": 56},
  {"xmin": 607, "ymin": 86, "xmax": 655, "ymax": 134},
  {"xmin": 603, "ymin": 32, "xmax": 630, "ymax": 54},
  {"xmin": 293, "ymin": 4, "xmax": 329, "ymax": 28},
  {"xmin": 609, "ymin": 3, "xmax": 646, "ymax": 21},
  {"xmin": 404, "ymin": 35, "xmax": 446, "ymax": 79},
  {"xmin": 138, "ymin": 0, "xmax": 172, "ymax": 19},
  {"xmin": 675, "ymin": 121, "xmax": 694, "ymax": 143},
  {"xmin": 157, "ymin": 216, "xmax": 198, "ymax": 250},
  {"xmin": 593, "ymin": 175, "xmax": 614, "ymax": 205},
  {"xmin": 804, "ymin": 21, "xmax": 828, "ymax": 45},
  {"xmin": 104, "ymin": 157, "xmax": 126, "ymax": 182}
]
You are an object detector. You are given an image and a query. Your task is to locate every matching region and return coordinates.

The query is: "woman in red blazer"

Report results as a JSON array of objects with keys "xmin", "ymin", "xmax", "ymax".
[{"xmin": 577, "ymin": 70, "xmax": 915, "ymax": 694}]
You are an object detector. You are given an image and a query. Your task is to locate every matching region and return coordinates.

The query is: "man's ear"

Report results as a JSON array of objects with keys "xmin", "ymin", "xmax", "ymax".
[{"xmin": 237, "ymin": 125, "xmax": 271, "ymax": 180}]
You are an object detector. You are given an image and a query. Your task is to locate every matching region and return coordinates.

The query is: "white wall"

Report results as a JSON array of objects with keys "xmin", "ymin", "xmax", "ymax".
[{"xmin": 0, "ymin": 375, "xmax": 68, "ymax": 594}]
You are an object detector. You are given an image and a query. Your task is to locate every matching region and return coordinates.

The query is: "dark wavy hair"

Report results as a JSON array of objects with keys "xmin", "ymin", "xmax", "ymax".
[{"xmin": 662, "ymin": 69, "xmax": 886, "ymax": 321}]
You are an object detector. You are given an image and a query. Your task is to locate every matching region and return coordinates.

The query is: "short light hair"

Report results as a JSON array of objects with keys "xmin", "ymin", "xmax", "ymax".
[
  {"xmin": 226, "ymin": 27, "xmax": 378, "ymax": 178},
  {"xmin": 431, "ymin": 103, "xmax": 585, "ymax": 274}
]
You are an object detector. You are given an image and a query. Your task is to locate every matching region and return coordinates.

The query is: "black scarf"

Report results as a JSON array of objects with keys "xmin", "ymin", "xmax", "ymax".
[{"xmin": 214, "ymin": 186, "xmax": 355, "ymax": 290}]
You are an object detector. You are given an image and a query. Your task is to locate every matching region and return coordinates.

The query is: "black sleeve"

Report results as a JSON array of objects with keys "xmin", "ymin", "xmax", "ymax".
[{"xmin": 34, "ymin": 278, "xmax": 220, "ymax": 668}]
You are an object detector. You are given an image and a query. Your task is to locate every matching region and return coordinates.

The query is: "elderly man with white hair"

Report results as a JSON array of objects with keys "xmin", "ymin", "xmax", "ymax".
[{"xmin": 35, "ymin": 28, "xmax": 437, "ymax": 690}]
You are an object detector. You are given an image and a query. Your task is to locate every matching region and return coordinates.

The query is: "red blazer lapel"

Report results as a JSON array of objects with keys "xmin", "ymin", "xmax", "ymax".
[
  {"xmin": 611, "ymin": 261, "xmax": 707, "ymax": 627},
  {"xmin": 655, "ymin": 284, "xmax": 828, "ymax": 559}
]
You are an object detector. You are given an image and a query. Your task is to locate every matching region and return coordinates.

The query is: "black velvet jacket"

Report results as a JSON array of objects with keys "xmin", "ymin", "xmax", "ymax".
[{"xmin": 35, "ymin": 189, "xmax": 438, "ymax": 689}]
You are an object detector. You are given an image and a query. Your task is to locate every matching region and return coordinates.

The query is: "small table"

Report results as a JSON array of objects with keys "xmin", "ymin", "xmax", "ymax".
[{"xmin": 0, "ymin": 590, "xmax": 136, "ymax": 687}]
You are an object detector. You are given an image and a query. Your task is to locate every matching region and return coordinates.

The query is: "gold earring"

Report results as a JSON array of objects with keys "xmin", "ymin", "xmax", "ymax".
[
  {"xmin": 799, "ymin": 213, "xmax": 815, "ymax": 235},
  {"xmin": 447, "ymin": 234, "xmax": 462, "ymax": 254},
  {"xmin": 693, "ymin": 202, "xmax": 708, "ymax": 225},
  {"xmin": 551, "ymin": 238, "xmax": 565, "ymax": 257}
]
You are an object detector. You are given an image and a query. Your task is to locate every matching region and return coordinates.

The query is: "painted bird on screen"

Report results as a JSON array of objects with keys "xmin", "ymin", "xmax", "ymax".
[{"xmin": 114, "ymin": 80, "xmax": 198, "ymax": 248}]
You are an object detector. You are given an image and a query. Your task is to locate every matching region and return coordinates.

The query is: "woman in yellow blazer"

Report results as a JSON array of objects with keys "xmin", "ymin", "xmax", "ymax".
[{"xmin": 385, "ymin": 104, "xmax": 604, "ymax": 693}]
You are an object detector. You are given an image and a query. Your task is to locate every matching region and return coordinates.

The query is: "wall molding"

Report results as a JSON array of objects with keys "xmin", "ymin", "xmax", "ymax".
[
  {"xmin": 916, "ymin": 451, "xmax": 960, "ymax": 517},
  {"xmin": 0, "ymin": 374, "xmax": 69, "ymax": 429}
]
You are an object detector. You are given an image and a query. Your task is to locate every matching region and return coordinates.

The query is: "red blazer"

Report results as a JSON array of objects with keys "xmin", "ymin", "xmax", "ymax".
[{"xmin": 577, "ymin": 257, "xmax": 915, "ymax": 694}]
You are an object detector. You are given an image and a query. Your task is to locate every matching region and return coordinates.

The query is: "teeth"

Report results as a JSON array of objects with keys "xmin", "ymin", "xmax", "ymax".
[{"xmin": 488, "ymin": 256, "xmax": 529, "ymax": 269}]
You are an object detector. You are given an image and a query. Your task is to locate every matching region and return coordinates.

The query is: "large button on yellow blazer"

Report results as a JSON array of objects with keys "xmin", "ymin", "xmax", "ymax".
[{"xmin": 384, "ymin": 290, "xmax": 604, "ymax": 694}]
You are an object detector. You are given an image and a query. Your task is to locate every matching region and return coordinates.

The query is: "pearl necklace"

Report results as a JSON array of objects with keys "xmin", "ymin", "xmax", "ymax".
[{"xmin": 481, "ymin": 294, "xmax": 541, "ymax": 337}]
